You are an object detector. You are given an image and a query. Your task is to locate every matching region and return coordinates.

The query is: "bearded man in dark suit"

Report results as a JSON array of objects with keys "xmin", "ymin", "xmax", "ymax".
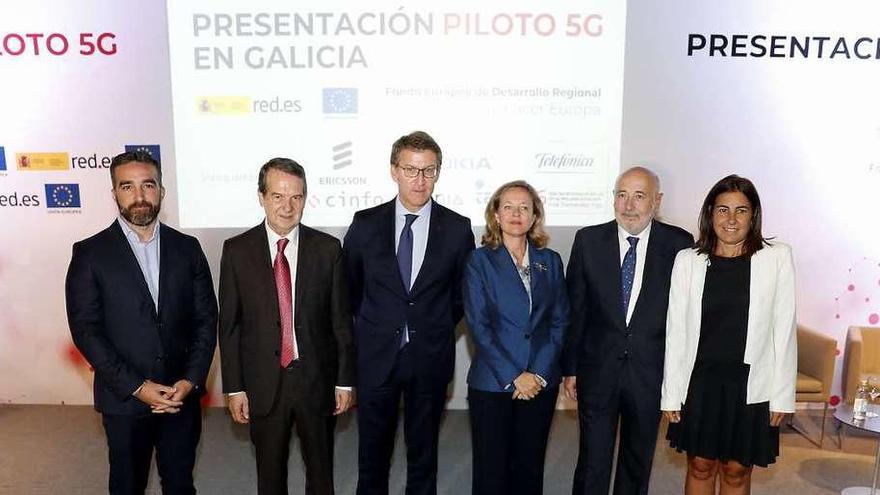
[
  {"xmin": 563, "ymin": 166, "xmax": 694, "ymax": 495},
  {"xmin": 66, "ymin": 150, "xmax": 217, "ymax": 495}
]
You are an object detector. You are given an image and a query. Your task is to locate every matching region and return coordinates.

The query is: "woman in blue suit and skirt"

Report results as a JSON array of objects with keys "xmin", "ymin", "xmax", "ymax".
[{"xmin": 464, "ymin": 180, "xmax": 570, "ymax": 495}]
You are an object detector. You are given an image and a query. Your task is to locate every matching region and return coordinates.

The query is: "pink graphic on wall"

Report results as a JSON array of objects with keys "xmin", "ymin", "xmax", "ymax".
[
  {"xmin": 63, "ymin": 342, "xmax": 91, "ymax": 371},
  {"xmin": 833, "ymin": 257, "xmax": 880, "ymax": 327},
  {"xmin": 63, "ymin": 342, "xmax": 95, "ymax": 395},
  {"xmin": 827, "ymin": 257, "xmax": 880, "ymax": 406},
  {"xmin": 200, "ymin": 394, "xmax": 217, "ymax": 408}
]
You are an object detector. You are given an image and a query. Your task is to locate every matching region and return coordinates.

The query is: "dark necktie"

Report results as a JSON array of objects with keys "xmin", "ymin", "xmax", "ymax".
[
  {"xmin": 397, "ymin": 214, "xmax": 418, "ymax": 348},
  {"xmin": 620, "ymin": 236, "xmax": 639, "ymax": 320},
  {"xmin": 275, "ymin": 238, "xmax": 297, "ymax": 367}
]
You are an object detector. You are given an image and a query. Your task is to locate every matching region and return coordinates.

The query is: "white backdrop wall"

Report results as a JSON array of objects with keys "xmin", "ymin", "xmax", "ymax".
[
  {"xmin": 1, "ymin": 0, "xmax": 877, "ymax": 409},
  {"xmin": 619, "ymin": 0, "xmax": 880, "ymax": 409}
]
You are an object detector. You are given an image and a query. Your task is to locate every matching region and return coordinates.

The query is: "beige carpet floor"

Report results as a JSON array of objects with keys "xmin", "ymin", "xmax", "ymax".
[{"xmin": 0, "ymin": 405, "xmax": 876, "ymax": 494}]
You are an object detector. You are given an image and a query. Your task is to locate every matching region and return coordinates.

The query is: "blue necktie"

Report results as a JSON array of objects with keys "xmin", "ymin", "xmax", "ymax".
[
  {"xmin": 620, "ymin": 236, "xmax": 639, "ymax": 320},
  {"xmin": 397, "ymin": 214, "xmax": 418, "ymax": 348}
]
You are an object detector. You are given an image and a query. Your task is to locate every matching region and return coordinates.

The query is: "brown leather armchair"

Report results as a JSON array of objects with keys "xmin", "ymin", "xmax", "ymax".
[
  {"xmin": 791, "ymin": 325, "xmax": 837, "ymax": 447},
  {"xmin": 842, "ymin": 326, "xmax": 880, "ymax": 404}
]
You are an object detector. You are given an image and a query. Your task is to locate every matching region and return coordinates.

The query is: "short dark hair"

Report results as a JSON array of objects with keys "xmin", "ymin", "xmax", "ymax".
[
  {"xmin": 695, "ymin": 174, "xmax": 769, "ymax": 256},
  {"xmin": 109, "ymin": 151, "xmax": 161, "ymax": 187},
  {"xmin": 258, "ymin": 157, "xmax": 307, "ymax": 195},
  {"xmin": 389, "ymin": 131, "xmax": 442, "ymax": 167}
]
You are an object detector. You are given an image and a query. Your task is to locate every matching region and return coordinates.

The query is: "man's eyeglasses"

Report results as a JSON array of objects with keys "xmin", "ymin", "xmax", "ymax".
[{"xmin": 397, "ymin": 165, "xmax": 439, "ymax": 179}]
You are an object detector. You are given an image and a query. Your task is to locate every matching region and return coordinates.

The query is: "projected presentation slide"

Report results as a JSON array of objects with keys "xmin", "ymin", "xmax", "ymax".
[{"xmin": 167, "ymin": 0, "xmax": 627, "ymax": 228}]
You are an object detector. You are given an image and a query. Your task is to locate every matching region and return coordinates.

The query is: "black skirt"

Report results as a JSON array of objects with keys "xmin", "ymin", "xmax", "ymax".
[{"xmin": 666, "ymin": 361, "xmax": 779, "ymax": 467}]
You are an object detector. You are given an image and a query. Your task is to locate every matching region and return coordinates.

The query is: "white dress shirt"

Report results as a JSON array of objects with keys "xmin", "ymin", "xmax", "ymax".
[
  {"xmin": 229, "ymin": 221, "xmax": 351, "ymax": 395},
  {"xmin": 120, "ymin": 217, "xmax": 161, "ymax": 397},
  {"xmin": 265, "ymin": 221, "xmax": 300, "ymax": 358},
  {"xmin": 118, "ymin": 217, "xmax": 161, "ymax": 309},
  {"xmin": 618, "ymin": 221, "xmax": 652, "ymax": 326},
  {"xmin": 508, "ymin": 246, "xmax": 532, "ymax": 312},
  {"xmin": 505, "ymin": 245, "xmax": 547, "ymax": 388},
  {"xmin": 394, "ymin": 197, "xmax": 431, "ymax": 289}
]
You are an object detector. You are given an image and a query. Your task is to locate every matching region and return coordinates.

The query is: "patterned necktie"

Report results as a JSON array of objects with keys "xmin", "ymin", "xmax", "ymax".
[
  {"xmin": 275, "ymin": 238, "xmax": 297, "ymax": 367},
  {"xmin": 620, "ymin": 236, "xmax": 640, "ymax": 320},
  {"xmin": 397, "ymin": 214, "xmax": 419, "ymax": 293},
  {"xmin": 397, "ymin": 214, "xmax": 418, "ymax": 348}
]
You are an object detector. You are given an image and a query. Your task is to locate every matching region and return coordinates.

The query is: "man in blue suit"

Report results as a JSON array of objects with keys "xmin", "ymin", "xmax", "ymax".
[
  {"xmin": 66, "ymin": 150, "xmax": 217, "ymax": 494},
  {"xmin": 343, "ymin": 131, "xmax": 474, "ymax": 495},
  {"xmin": 562, "ymin": 166, "xmax": 694, "ymax": 495}
]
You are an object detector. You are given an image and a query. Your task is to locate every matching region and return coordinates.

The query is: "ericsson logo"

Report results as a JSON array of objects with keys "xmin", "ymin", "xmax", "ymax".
[
  {"xmin": 332, "ymin": 141, "xmax": 353, "ymax": 170},
  {"xmin": 320, "ymin": 141, "xmax": 365, "ymax": 186}
]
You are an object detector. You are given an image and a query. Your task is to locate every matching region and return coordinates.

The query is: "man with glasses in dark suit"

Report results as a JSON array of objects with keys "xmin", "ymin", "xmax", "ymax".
[{"xmin": 344, "ymin": 131, "xmax": 475, "ymax": 495}]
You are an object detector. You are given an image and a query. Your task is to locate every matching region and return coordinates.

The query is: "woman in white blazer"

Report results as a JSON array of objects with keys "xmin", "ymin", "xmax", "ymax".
[{"xmin": 661, "ymin": 175, "xmax": 796, "ymax": 495}]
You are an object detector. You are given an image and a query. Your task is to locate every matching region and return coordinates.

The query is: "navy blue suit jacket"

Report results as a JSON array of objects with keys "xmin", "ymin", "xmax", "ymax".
[
  {"xmin": 343, "ymin": 199, "xmax": 474, "ymax": 388},
  {"xmin": 65, "ymin": 221, "xmax": 218, "ymax": 415},
  {"xmin": 464, "ymin": 243, "xmax": 569, "ymax": 392},
  {"xmin": 562, "ymin": 220, "xmax": 693, "ymax": 396}
]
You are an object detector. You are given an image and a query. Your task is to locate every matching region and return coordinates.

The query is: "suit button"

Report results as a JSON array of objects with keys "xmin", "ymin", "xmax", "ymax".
[
  {"xmin": 524, "ymin": 334, "xmax": 531, "ymax": 340},
  {"xmin": 407, "ymin": 301, "xmax": 415, "ymax": 307},
  {"xmin": 156, "ymin": 355, "xmax": 164, "ymax": 362},
  {"xmin": 274, "ymin": 350, "xmax": 280, "ymax": 356},
  {"xmin": 625, "ymin": 332, "xmax": 631, "ymax": 339},
  {"xmin": 156, "ymin": 323, "xmax": 164, "ymax": 329},
  {"xmin": 619, "ymin": 350, "xmax": 629, "ymax": 360}
]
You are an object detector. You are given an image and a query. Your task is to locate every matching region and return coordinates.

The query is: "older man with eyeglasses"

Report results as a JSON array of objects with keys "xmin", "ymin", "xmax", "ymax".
[{"xmin": 343, "ymin": 131, "xmax": 475, "ymax": 495}]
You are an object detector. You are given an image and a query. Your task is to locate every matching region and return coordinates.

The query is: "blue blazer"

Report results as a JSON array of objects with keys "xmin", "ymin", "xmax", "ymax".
[{"xmin": 464, "ymin": 243, "xmax": 569, "ymax": 392}]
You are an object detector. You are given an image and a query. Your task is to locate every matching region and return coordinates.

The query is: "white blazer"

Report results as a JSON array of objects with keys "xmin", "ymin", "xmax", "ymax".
[{"xmin": 660, "ymin": 242, "xmax": 797, "ymax": 413}]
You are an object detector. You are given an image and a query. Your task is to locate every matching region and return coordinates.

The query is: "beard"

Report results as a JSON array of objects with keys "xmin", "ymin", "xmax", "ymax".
[{"xmin": 119, "ymin": 200, "xmax": 161, "ymax": 226}]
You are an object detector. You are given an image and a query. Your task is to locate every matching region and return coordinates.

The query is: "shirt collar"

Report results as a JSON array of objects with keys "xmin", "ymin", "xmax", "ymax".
[
  {"xmin": 617, "ymin": 219, "xmax": 652, "ymax": 244},
  {"xmin": 117, "ymin": 216, "xmax": 159, "ymax": 244},
  {"xmin": 395, "ymin": 196, "xmax": 432, "ymax": 218},
  {"xmin": 264, "ymin": 220, "xmax": 299, "ymax": 246},
  {"xmin": 507, "ymin": 241, "xmax": 530, "ymax": 267}
]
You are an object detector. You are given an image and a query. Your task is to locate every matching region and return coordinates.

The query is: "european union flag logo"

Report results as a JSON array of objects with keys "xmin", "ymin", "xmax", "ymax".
[
  {"xmin": 0, "ymin": 146, "xmax": 6, "ymax": 171},
  {"xmin": 125, "ymin": 144, "xmax": 161, "ymax": 163},
  {"xmin": 323, "ymin": 88, "xmax": 358, "ymax": 114},
  {"xmin": 45, "ymin": 183, "xmax": 81, "ymax": 208}
]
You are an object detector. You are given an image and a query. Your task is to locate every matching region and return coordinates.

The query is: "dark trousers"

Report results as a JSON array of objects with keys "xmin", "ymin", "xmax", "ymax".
[
  {"xmin": 101, "ymin": 399, "xmax": 201, "ymax": 495},
  {"xmin": 250, "ymin": 363, "xmax": 337, "ymax": 495},
  {"xmin": 468, "ymin": 386, "xmax": 558, "ymax": 495},
  {"xmin": 572, "ymin": 363, "xmax": 661, "ymax": 495},
  {"xmin": 356, "ymin": 347, "xmax": 447, "ymax": 495}
]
